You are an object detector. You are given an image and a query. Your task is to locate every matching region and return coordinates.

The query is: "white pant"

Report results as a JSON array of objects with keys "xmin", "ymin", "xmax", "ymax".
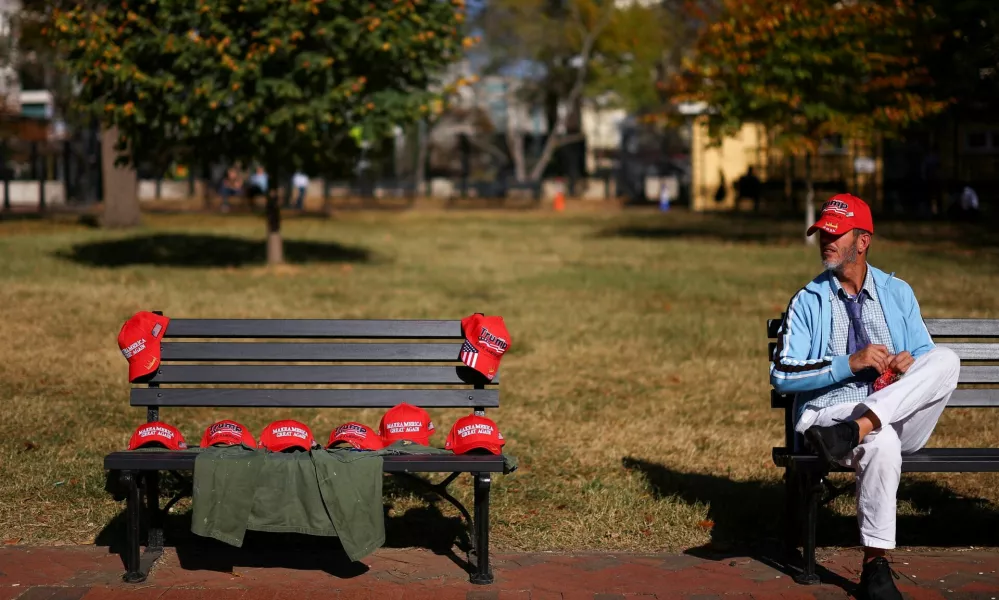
[{"xmin": 794, "ymin": 346, "xmax": 961, "ymax": 549}]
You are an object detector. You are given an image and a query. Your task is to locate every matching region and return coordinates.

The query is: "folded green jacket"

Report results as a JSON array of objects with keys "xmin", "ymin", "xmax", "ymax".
[{"xmin": 191, "ymin": 445, "xmax": 385, "ymax": 561}]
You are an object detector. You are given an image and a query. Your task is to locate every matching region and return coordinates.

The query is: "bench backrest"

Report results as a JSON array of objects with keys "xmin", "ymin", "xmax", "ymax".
[
  {"xmin": 768, "ymin": 317, "xmax": 999, "ymax": 451},
  {"xmin": 136, "ymin": 316, "xmax": 499, "ymax": 424}
]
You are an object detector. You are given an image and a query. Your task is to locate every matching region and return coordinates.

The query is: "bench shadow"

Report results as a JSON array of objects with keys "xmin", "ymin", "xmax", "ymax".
[
  {"xmin": 56, "ymin": 233, "xmax": 372, "ymax": 268},
  {"xmin": 622, "ymin": 456, "xmax": 999, "ymax": 596},
  {"xmin": 94, "ymin": 472, "xmax": 475, "ymax": 579}
]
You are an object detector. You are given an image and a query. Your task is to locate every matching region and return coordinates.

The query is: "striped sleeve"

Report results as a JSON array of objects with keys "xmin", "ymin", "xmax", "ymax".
[{"xmin": 769, "ymin": 289, "xmax": 854, "ymax": 393}]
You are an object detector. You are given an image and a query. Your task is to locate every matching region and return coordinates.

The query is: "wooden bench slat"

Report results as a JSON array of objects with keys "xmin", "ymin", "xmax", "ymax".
[
  {"xmin": 769, "ymin": 318, "xmax": 999, "ymax": 340},
  {"xmin": 131, "ymin": 387, "xmax": 499, "ymax": 408},
  {"xmin": 147, "ymin": 365, "xmax": 497, "ymax": 385},
  {"xmin": 769, "ymin": 342, "xmax": 999, "ymax": 362},
  {"xmin": 925, "ymin": 319, "xmax": 999, "ymax": 338},
  {"xmin": 772, "ymin": 388, "xmax": 999, "ymax": 409},
  {"xmin": 780, "ymin": 447, "xmax": 999, "ymax": 473},
  {"xmin": 164, "ymin": 319, "xmax": 462, "ymax": 339},
  {"xmin": 104, "ymin": 450, "xmax": 507, "ymax": 473},
  {"xmin": 959, "ymin": 366, "xmax": 999, "ymax": 384},
  {"xmin": 161, "ymin": 342, "xmax": 464, "ymax": 362},
  {"xmin": 936, "ymin": 343, "xmax": 999, "ymax": 360}
]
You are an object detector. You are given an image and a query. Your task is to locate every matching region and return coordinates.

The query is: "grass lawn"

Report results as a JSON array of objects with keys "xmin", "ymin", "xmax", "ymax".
[{"xmin": 1, "ymin": 206, "xmax": 999, "ymax": 553}]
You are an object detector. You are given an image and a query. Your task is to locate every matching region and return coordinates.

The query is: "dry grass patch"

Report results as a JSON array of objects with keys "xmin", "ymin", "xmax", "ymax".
[{"xmin": 1, "ymin": 208, "xmax": 998, "ymax": 552}]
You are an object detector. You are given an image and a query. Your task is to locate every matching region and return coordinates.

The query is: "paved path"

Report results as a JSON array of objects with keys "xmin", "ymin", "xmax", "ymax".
[{"xmin": 2, "ymin": 545, "xmax": 999, "ymax": 599}]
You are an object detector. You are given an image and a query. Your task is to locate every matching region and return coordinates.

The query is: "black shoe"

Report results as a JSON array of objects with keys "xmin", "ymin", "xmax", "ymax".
[
  {"xmin": 858, "ymin": 557, "xmax": 902, "ymax": 600},
  {"xmin": 804, "ymin": 421, "xmax": 860, "ymax": 467}
]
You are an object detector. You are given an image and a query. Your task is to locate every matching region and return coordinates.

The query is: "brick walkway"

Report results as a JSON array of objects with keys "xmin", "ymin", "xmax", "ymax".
[{"xmin": 2, "ymin": 545, "xmax": 999, "ymax": 599}]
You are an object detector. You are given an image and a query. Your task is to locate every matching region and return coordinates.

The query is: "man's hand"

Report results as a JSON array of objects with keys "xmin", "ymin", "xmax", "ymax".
[
  {"xmin": 849, "ymin": 344, "xmax": 891, "ymax": 374},
  {"xmin": 887, "ymin": 351, "xmax": 914, "ymax": 374}
]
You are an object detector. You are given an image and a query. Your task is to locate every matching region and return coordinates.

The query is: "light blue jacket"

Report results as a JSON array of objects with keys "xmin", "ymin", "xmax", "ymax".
[{"xmin": 769, "ymin": 264, "xmax": 935, "ymax": 399}]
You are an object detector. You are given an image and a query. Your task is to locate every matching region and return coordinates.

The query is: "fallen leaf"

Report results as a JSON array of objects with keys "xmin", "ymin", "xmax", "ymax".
[
  {"xmin": 698, "ymin": 519, "xmax": 715, "ymax": 530},
  {"xmin": 662, "ymin": 303, "xmax": 672, "ymax": 312},
  {"xmin": 668, "ymin": 375, "xmax": 682, "ymax": 384},
  {"xmin": 4, "ymin": 538, "xmax": 21, "ymax": 545}
]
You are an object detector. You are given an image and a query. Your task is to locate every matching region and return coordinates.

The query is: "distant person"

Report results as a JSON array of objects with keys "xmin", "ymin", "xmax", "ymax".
[
  {"xmin": 771, "ymin": 193, "xmax": 959, "ymax": 600},
  {"xmin": 735, "ymin": 166, "xmax": 762, "ymax": 211},
  {"xmin": 247, "ymin": 166, "xmax": 268, "ymax": 210},
  {"xmin": 291, "ymin": 171, "xmax": 308, "ymax": 210},
  {"xmin": 218, "ymin": 167, "xmax": 243, "ymax": 213},
  {"xmin": 714, "ymin": 171, "xmax": 727, "ymax": 203}
]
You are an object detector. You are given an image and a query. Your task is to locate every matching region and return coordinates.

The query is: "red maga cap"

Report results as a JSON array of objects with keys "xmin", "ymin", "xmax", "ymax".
[
  {"xmin": 128, "ymin": 421, "xmax": 187, "ymax": 450},
  {"xmin": 445, "ymin": 414, "xmax": 505, "ymax": 455},
  {"xmin": 459, "ymin": 314, "xmax": 510, "ymax": 381},
  {"xmin": 201, "ymin": 419, "xmax": 257, "ymax": 448},
  {"xmin": 118, "ymin": 311, "xmax": 170, "ymax": 383},
  {"xmin": 378, "ymin": 403, "xmax": 435, "ymax": 446},
  {"xmin": 807, "ymin": 193, "xmax": 874, "ymax": 237},
  {"xmin": 259, "ymin": 419, "xmax": 316, "ymax": 452},
  {"xmin": 327, "ymin": 421, "xmax": 384, "ymax": 450}
]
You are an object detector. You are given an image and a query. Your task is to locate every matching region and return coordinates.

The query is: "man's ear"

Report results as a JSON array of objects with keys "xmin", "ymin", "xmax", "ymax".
[{"xmin": 856, "ymin": 231, "xmax": 872, "ymax": 255}]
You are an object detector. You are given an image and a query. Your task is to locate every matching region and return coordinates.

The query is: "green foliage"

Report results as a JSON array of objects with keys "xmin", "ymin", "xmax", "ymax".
[
  {"xmin": 475, "ymin": 0, "xmax": 671, "ymax": 114},
  {"xmin": 46, "ymin": 0, "xmax": 468, "ymax": 174},
  {"xmin": 673, "ymin": 0, "xmax": 951, "ymax": 153}
]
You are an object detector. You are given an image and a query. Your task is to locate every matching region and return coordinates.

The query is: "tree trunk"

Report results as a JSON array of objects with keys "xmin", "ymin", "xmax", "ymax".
[
  {"xmin": 414, "ymin": 120, "xmax": 430, "ymax": 196},
  {"xmin": 784, "ymin": 156, "xmax": 793, "ymax": 215},
  {"xmin": 100, "ymin": 126, "xmax": 140, "ymax": 228},
  {"xmin": 804, "ymin": 152, "xmax": 816, "ymax": 246},
  {"xmin": 265, "ymin": 170, "xmax": 283, "ymax": 265}
]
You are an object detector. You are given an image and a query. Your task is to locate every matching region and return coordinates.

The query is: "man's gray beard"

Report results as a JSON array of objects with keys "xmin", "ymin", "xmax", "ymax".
[{"xmin": 823, "ymin": 242, "xmax": 859, "ymax": 272}]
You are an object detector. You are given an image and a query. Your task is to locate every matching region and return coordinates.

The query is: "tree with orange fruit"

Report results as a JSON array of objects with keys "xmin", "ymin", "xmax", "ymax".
[
  {"xmin": 46, "ymin": 0, "xmax": 467, "ymax": 263},
  {"xmin": 671, "ymin": 0, "xmax": 951, "ymax": 240}
]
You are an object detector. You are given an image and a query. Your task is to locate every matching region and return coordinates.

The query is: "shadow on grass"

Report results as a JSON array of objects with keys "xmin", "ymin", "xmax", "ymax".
[
  {"xmin": 95, "ymin": 471, "xmax": 475, "ymax": 579},
  {"xmin": 57, "ymin": 233, "xmax": 372, "ymax": 268},
  {"xmin": 600, "ymin": 210, "xmax": 999, "ymax": 250},
  {"xmin": 622, "ymin": 457, "xmax": 999, "ymax": 595}
]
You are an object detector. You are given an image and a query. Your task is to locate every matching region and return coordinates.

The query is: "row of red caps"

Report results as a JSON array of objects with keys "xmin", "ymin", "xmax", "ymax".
[{"xmin": 127, "ymin": 402, "xmax": 506, "ymax": 455}]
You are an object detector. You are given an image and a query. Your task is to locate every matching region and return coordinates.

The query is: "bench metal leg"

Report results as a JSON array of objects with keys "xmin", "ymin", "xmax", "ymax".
[
  {"xmin": 122, "ymin": 471, "xmax": 145, "ymax": 583},
  {"xmin": 794, "ymin": 471, "xmax": 821, "ymax": 585},
  {"xmin": 470, "ymin": 472, "xmax": 494, "ymax": 585},
  {"xmin": 783, "ymin": 467, "xmax": 800, "ymax": 556}
]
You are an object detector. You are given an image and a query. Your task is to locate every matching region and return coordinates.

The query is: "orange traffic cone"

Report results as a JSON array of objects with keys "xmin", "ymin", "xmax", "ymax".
[{"xmin": 553, "ymin": 190, "xmax": 565, "ymax": 212}]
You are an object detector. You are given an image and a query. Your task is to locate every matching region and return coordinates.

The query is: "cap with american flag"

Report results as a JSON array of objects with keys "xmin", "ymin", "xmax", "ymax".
[{"xmin": 459, "ymin": 314, "xmax": 510, "ymax": 380}]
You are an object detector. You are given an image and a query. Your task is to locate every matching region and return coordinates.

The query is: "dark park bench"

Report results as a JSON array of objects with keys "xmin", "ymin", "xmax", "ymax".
[
  {"xmin": 769, "ymin": 316, "xmax": 999, "ymax": 584},
  {"xmin": 103, "ymin": 317, "xmax": 505, "ymax": 585}
]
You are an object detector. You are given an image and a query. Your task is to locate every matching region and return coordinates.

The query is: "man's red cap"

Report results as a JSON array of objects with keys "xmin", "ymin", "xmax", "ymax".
[
  {"xmin": 459, "ymin": 314, "xmax": 510, "ymax": 381},
  {"xmin": 201, "ymin": 419, "xmax": 257, "ymax": 448},
  {"xmin": 327, "ymin": 421, "xmax": 384, "ymax": 450},
  {"xmin": 128, "ymin": 421, "xmax": 187, "ymax": 450},
  {"xmin": 259, "ymin": 419, "xmax": 316, "ymax": 452},
  {"xmin": 806, "ymin": 193, "xmax": 874, "ymax": 237},
  {"xmin": 378, "ymin": 403, "xmax": 435, "ymax": 446},
  {"xmin": 445, "ymin": 414, "xmax": 505, "ymax": 455},
  {"xmin": 118, "ymin": 311, "xmax": 170, "ymax": 383}
]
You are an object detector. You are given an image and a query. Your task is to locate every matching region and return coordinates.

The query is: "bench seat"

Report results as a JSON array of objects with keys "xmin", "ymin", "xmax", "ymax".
[{"xmin": 105, "ymin": 451, "xmax": 507, "ymax": 473}]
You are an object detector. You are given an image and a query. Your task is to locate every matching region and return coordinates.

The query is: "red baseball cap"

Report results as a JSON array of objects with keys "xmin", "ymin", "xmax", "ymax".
[
  {"xmin": 259, "ymin": 419, "xmax": 316, "ymax": 452},
  {"xmin": 327, "ymin": 422, "xmax": 384, "ymax": 450},
  {"xmin": 459, "ymin": 314, "xmax": 511, "ymax": 381},
  {"xmin": 379, "ymin": 403, "xmax": 435, "ymax": 446},
  {"xmin": 201, "ymin": 419, "xmax": 257, "ymax": 448},
  {"xmin": 445, "ymin": 414, "xmax": 505, "ymax": 455},
  {"xmin": 128, "ymin": 421, "xmax": 187, "ymax": 450},
  {"xmin": 118, "ymin": 311, "xmax": 170, "ymax": 382},
  {"xmin": 806, "ymin": 193, "xmax": 874, "ymax": 237}
]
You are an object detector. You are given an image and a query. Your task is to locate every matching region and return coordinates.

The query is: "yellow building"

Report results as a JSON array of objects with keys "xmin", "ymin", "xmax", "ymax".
[{"xmin": 688, "ymin": 114, "xmax": 884, "ymax": 212}]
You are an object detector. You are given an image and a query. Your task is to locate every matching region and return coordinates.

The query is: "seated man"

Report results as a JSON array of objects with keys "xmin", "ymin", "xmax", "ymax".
[{"xmin": 770, "ymin": 193, "xmax": 959, "ymax": 600}]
